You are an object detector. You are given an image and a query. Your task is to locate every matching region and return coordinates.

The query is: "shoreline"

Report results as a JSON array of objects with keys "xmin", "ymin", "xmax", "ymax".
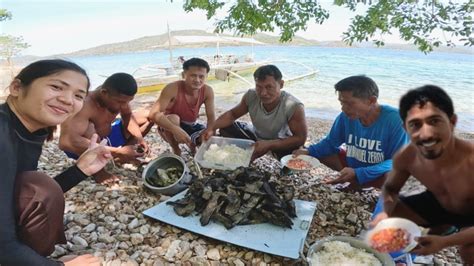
[{"xmin": 132, "ymin": 93, "xmax": 474, "ymax": 136}]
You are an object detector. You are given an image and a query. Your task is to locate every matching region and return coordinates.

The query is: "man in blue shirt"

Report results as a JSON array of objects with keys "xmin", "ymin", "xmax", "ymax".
[{"xmin": 294, "ymin": 75, "xmax": 408, "ymax": 190}]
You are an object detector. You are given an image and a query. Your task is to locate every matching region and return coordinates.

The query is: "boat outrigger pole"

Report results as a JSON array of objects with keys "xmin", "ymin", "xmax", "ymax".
[{"xmin": 167, "ymin": 22, "xmax": 173, "ymax": 66}]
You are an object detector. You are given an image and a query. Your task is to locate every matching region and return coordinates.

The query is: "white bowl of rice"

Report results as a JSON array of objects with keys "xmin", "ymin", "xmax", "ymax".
[
  {"xmin": 194, "ymin": 136, "xmax": 254, "ymax": 170},
  {"xmin": 307, "ymin": 236, "xmax": 394, "ymax": 266}
]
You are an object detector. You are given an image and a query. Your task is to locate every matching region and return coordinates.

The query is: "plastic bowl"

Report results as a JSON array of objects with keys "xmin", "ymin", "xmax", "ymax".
[
  {"xmin": 307, "ymin": 236, "xmax": 395, "ymax": 266},
  {"xmin": 280, "ymin": 154, "xmax": 320, "ymax": 171},
  {"xmin": 142, "ymin": 153, "xmax": 191, "ymax": 196},
  {"xmin": 365, "ymin": 217, "xmax": 421, "ymax": 253},
  {"xmin": 194, "ymin": 136, "xmax": 254, "ymax": 170}
]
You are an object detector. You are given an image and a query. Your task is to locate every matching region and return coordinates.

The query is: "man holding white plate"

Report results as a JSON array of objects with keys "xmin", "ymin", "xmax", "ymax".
[{"xmin": 373, "ymin": 85, "xmax": 474, "ymax": 263}]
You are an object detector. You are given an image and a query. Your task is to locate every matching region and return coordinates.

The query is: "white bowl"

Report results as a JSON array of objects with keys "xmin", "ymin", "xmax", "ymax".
[
  {"xmin": 280, "ymin": 154, "xmax": 320, "ymax": 171},
  {"xmin": 365, "ymin": 218, "xmax": 421, "ymax": 253},
  {"xmin": 194, "ymin": 136, "xmax": 255, "ymax": 170},
  {"xmin": 307, "ymin": 236, "xmax": 394, "ymax": 266}
]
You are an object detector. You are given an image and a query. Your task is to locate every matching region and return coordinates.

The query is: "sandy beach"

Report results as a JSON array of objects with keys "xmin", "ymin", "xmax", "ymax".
[{"xmin": 25, "ymin": 92, "xmax": 471, "ymax": 265}]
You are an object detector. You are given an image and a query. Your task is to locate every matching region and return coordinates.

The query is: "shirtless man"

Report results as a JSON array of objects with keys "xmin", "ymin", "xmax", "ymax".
[
  {"xmin": 60, "ymin": 73, "xmax": 152, "ymax": 183},
  {"xmin": 149, "ymin": 58, "xmax": 215, "ymax": 155},
  {"xmin": 373, "ymin": 85, "xmax": 474, "ymax": 263}
]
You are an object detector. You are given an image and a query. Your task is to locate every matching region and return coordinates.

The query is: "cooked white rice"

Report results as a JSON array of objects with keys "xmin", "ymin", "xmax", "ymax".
[
  {"xmin": 310, "ymin": 240, "xmax": 382, "ymax": 266},
  {"xmin": 203, "ymin": 143, "xmax": 252, "ymax": 167}
]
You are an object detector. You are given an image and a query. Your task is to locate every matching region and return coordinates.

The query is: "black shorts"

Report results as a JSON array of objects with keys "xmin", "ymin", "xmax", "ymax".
[
  {"xmin": 401, "ymin": 191, "xmax": 474, "ymax": 228},
  {"xmin": 180, "ymin": 122, "xmax": 205, "ymax": 145},
  {"xmin": 219, "ymin": 121, "xmax": 257, "ymax": 141}
]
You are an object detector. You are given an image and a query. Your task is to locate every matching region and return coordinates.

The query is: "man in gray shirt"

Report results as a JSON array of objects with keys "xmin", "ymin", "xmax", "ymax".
[{"xmin": 202, "ymin": 65, "xmax": 307, "ymax": 161}]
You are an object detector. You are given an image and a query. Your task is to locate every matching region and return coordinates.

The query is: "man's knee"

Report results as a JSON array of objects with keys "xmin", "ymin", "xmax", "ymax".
[{"xmin": 167, "ymin": 114, "xmax": 180, "ymax": 125}]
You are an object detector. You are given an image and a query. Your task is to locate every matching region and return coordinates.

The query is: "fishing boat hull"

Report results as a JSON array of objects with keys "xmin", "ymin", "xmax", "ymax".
[{"xmin": 136, "ymin": 63, "xmax": 260, "ymax": 94}]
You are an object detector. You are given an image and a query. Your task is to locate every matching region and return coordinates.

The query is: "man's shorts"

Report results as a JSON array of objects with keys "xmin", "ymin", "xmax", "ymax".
[
  {"xmin": 401, "ymin": 190, "xmax": 474, "ymax": 228},
  {"xmin": 64, "ymin": 119, "xmax": 126, "ymax": 159},
  {"xmin": 180, "ymin": 122, "xmax": 206, "ymax": 145},
  {"xmin": 219, "ymin": 121, "xmax": 258, "ymax": 141}
]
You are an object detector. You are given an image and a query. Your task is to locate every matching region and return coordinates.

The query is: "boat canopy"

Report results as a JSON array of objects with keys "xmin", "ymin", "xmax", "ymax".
[{"xmin": 163, "ymin": 35, "xmax": 265, "ymax": 46}]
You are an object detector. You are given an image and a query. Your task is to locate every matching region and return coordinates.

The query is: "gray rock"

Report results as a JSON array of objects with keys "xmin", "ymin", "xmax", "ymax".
[
  {"xmin": 84, "ymin": 223, "xmax": 96, "ymax": 233},
  {"xmin": 72, "ymin": 235, "xmax": 88, "ymax": 247}
]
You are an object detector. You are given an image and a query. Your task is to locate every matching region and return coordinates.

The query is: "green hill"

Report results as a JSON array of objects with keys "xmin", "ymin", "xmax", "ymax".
[{"xmin": 61, "ymin": 30, "xmax": 322, "ymax": 57}]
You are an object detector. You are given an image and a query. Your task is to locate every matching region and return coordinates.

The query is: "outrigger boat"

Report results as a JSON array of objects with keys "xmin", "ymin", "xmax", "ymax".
[
  {"xmin": 131, "ymin": 27, "xmax": 317, "ymax": 94},
  {"xmin": 133, "ymin": 35, "xmax": 264, "ymax": 94}
]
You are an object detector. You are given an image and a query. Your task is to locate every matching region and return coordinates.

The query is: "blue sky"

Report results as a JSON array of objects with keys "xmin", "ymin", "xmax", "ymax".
[{"xmin": 2, "ymin": 0, "xmax": 409, "ymax": 56}]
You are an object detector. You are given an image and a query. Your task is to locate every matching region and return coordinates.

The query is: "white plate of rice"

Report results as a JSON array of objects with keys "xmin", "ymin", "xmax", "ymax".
[{"xmin": 307, "ymin": 236, "xmax": 394, "ymax": 266}]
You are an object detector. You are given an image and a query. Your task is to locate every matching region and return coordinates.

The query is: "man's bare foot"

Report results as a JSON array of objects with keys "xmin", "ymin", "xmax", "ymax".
[
  {"xmin": 93, "ymin": 170, "xmax": 120, "ymax": 184},
  {"xmin": 63, "ymin": 254, "xmax": 101, "ymax": 266}
]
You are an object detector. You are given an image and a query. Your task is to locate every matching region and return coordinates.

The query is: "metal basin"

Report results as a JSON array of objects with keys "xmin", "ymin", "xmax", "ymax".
[
  {"xmin": 142, "ymin": 153, "xmax": 191, "ymax": 196},
  {"xmin": 307, "ymin": 236, "xmax": 395, "ymax": 265}
]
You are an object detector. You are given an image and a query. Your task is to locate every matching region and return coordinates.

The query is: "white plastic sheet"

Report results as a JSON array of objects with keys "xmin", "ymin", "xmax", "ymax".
[{"xmin": 143, "ymin": 190, "xmax": 317, "ymax": 259}]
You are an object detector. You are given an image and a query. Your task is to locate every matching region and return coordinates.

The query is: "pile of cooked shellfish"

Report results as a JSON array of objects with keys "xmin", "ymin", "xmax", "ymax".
[{"xmin": 167, "ymin": 167, "xmax": 297, "ymax": 229}]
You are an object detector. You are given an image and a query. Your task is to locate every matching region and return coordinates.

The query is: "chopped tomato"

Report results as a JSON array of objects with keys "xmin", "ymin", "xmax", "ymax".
[
  {"xmin": 370, "ymin": 228, "xmax": 410, "ymax": 253},
  {"xmin": 287, "ymin": 158, "xmax": 312, "ymax": 170}
]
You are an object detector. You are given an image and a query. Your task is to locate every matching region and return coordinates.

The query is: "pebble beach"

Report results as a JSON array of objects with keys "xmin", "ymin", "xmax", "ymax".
[{"xmin": 32, "ymin": 96, "xmax": 472, "ymax": 265}]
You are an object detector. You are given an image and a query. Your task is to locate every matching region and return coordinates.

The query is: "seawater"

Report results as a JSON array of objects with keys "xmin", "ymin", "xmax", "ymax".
[{"xmin": 73, "ymin": 45, "xmax": 474, "ymax": 132}]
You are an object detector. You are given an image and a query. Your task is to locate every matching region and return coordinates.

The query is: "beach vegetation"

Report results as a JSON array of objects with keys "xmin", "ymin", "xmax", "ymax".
[
  {"xmin": 182, "ymin": 0, "xmax": 473, "ymax": 53},
  {"xmin": 0, "ymin": 9, "xmax": 12, "ymax": 21},
  {"xmin": 0, "ymin": 9, "xmax": 30, "ymax": 76}
]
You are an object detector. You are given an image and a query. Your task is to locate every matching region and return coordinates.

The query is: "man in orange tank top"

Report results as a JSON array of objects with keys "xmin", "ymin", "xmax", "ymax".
[{"xmin": 149, "ymin": 58, "xmax": 215, "ymax": 155}]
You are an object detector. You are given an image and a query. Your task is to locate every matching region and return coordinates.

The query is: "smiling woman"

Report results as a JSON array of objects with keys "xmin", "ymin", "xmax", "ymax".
[
  {"xmin": 7, "ymin": 60, "xmax": 90, "ymax": 140},
  {"xmin": 0, "ymin": 59, "xmax": 110, "ymax": 266}
]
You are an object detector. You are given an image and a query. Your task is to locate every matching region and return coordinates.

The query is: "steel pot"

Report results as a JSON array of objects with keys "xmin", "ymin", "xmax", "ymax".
[{"xmin": 142, "ymin": 153, "xmax": 191, "ymax": 196}]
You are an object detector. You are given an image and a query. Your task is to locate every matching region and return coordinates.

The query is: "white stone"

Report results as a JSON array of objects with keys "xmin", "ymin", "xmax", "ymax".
[
  {"xmin": 109, "ymin": 259, "xmax": 121, "ymax": 266},
  {"xmin": 130, "ymin": 233, "xmax": 144, "ymax": 245},
  {"xmin": 233, "ymin": 258, "xmax": 245, "ymax": 266},
  {"xmin": 119, "ymin": 241, "xmax": 129, "ymax": 249},
  {"xmin": 194, "ymin": 244, "xmax": 207, "ymax": 257},
  {"xmin": 122, "ymin": 259, "xmax": 139, "ymax": 266},
  {"xmin": 128, "ymin": 218, "xmax": 140, "ymax": 230},
  {"xmin": 139, "ymin": 225, "xmax": 150, "ymax": 235},
  {"xmin": 165, "ymin": 240, "xmax": 181, "ymax": 260},
  {"xmin": 206, "ymin": 248, "xmax": 220, "ymax": 261}
]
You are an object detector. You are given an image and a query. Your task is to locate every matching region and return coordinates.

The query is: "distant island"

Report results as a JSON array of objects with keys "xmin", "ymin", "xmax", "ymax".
[
  {"xmin": 6, "ymin": 29, "xmax": 474, "ymax": 65},
  {"xmin": 54, "ymin": 29, "xmax": 473, "ymax": 58}
]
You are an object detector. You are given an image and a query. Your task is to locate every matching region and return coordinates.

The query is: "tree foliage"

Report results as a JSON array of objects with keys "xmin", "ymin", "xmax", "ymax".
[
  {"xmin": 0, "ymin": 8, "xmax": 12, "ymax": 21},
  {"xmin": 182, "ymin": 0, "xmax": 473, "ymax": 53},
  {"xmin": 0, "ymin": 9, "xmax": 30, "ymax": 63},
  {"xmin": 0, "ymin": 35, "xmax": 30, "ymax": 63}
]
